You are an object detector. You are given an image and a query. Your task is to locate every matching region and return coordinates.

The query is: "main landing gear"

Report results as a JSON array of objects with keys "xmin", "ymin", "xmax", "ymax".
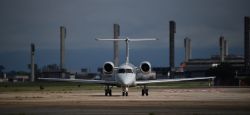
[
  {"xmin": 104, "ymin": 85, "xmax": 149, "ymax": 96},
  {"xmin": 122, "ymin": 86, "xmax": 129, "ymax": 96},
  {"xmin": 105, "ymin": 85, "xmax": 112, "ymax": 96},
  {"xmin": 141, "ymin": 85, "xmax": 149, "ymax": 96}
]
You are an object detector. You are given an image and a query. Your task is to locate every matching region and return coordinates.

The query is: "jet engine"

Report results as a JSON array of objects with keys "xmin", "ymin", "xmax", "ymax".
[
  {"xmin": 137, "ymin": 61, "xmax": 155, "ymax": 80},
  {"xmin": 139, "ymin": 61, "xmax": 151, "ymax": 73},
  {"xmin": 103, "ymin": 62, "xmax": 114, "ymax": 74}
]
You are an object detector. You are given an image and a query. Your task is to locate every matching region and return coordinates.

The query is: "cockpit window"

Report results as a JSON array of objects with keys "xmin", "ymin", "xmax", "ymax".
[
  {"xmin": 118, "ymin": 69, "xmax": 125, "ymax": 73},
  {"xmin": 118, "ymin": 69, "xmax": 133, "ymax": 73},
  {"xmin": 126, "ymin": 69, "xmax": 133, "ymax": 73}
]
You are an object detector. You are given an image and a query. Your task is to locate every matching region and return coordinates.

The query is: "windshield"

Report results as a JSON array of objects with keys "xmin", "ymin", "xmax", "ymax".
[{"xmin": 118, "ymin": 69, "xmax": 133, "ymax": 73}]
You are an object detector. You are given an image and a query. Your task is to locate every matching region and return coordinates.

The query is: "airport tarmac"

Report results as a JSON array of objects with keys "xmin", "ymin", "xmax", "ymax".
[{"xmin": 0, "ymin": 88, "xmax": 250, "ymax": 115}]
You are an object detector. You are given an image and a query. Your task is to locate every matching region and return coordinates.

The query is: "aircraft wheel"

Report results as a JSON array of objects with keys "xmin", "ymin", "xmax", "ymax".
[
  {"xmin": 145, "ymin": 89, "xmax": 149, "ymax": 96},
  {"xmin": 122, "ymin": 92, "xmax": 125, "ymax": 96},
  {"xmin": 109, "ymin": 90, "xmax": 112, "ymax": 96},
  {"xmin": 126, "ymin": 92, "xmax": 128, "ymax": 96},
  {"xmin": 142, "ymin": 89, "xmax": 145, "ymax": 96},
  {"xmin": 105, "ymin": 89, "xmax": 108, "ymax": 96}
]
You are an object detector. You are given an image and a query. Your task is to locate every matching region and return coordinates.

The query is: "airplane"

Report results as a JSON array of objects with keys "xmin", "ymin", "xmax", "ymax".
[{"xmin": 39, "ymin": 37, "xmax": 215, "ymax": 96}]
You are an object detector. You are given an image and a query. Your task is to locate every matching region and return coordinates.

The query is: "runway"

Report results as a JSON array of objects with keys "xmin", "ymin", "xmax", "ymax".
[{"xmin": 1, "ymin": 88, "xmax": 250, "ymax": 115}]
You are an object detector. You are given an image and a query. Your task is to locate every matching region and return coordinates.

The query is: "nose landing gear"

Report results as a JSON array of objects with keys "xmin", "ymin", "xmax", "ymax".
[{"xmin": 122, "ymin": 86, "xmax": 129, "ymax": 96}]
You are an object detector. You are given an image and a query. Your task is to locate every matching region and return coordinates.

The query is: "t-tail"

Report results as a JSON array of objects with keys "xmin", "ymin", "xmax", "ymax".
[{"xmin": 96, "ymin": 37, "xmax": 158, "ymax": 64}]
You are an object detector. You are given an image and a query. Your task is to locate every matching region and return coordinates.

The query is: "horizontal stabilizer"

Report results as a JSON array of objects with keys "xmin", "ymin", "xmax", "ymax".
[{"xmin": 96, "ymin": 37, "xmax": 158, "ymax": 42}]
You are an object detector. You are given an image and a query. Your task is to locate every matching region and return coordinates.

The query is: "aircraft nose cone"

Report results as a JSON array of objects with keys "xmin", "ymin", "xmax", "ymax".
[
  {"xmin": 122, "ymin": 79, "xmax": 130, "ymax": 85},
  {"xmin": 118, "ymin": 74, "xmax": 134, "ymax": 86},
  {"xmin": 120, "ymin": 78, "xmax": 128, "ymax": 85}
]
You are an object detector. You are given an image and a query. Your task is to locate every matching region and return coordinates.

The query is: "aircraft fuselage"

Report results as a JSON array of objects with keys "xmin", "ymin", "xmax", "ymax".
[{"xmin": 116, "ymin": 63, "xmax": 136, "ymax": 87}]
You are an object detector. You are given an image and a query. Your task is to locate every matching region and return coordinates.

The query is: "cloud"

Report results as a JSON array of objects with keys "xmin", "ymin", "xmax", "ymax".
[
  {"xmin": 0, "ymin": 0, "xmax": 250, "ymax": 71},
  {"xmin": 0, "ymin": 0, "xmax": 249, "ymax": 52}
]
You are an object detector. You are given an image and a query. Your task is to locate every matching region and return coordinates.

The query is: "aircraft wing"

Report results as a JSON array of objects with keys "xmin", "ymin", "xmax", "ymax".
[
  {"xmin": 38, "ymin": 78, "xmax": 117, "ymax": 85},
  {"xmin": 135, "ymin": 76, "xmax": 215, "ymax": 85}
]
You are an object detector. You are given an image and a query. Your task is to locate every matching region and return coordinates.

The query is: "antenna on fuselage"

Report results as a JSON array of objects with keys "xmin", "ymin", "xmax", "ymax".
[{"xmin": 96, "ymin": 37, "xmax": 158, "ymax": 64}]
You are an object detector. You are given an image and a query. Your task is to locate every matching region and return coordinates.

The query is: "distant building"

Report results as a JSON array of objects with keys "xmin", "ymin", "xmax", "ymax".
[
  {"xmin": 39, "ymin": 64, "xmax": 70, "ymax": 78},
  {"xmin": 183, "ymin": 54, "xmax": 246, "ymax": 85},
  {"xmin": 152, "ymin": 67, "xmax": 169, "ymax": 79},
  {"xmin": 184, "ymin": 55, "xmax": 244, "ymax": 76},
  {"xmin": 0, "ymin": 73, "xmax": 8, "ymax": 82},
  {"xmin": 15, "ymin": 75, "xmax": 29, "ymax": 82}
]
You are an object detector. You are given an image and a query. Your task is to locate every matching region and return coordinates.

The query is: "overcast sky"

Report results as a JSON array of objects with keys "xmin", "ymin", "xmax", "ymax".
[{"xmin": 0, "ymin": 0, "xmax": 250, "ymax": 72}]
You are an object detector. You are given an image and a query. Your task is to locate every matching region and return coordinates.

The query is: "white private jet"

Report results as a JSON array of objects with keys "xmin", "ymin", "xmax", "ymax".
[{"xmin": 39, "ymin": 37, "xmax": 215, "ymax": 96}]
